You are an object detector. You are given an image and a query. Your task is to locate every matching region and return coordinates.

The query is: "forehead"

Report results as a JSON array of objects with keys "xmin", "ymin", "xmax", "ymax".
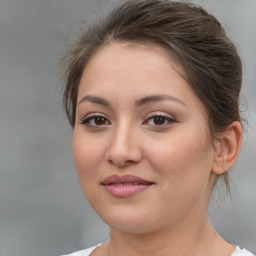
[
  {"xmin": 78, "ymin": 41, "xmax": 208, "ymax": 120},
  {"xmin": 84, "ymin": 41, "xmax": 184, "ymax": 76},
  {"xmin": 78, "ymin": 42, "xmax": 188, "ymax": 95}
]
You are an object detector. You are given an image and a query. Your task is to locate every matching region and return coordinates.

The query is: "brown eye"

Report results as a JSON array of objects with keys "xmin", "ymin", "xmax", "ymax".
[
  {"xmin": 81, "ymin": 115, "xmax": 110, "ymax": 127},
  {"xmin": 143, "ymin": 115, "xmax": 175, "ymax": 127},
  {"xmin": 94, "ymin": 116, "xmax": 107, "ymax": 125},
  {"xmin": 153, "ymin": 116, "xmax": 166, "ymax": 125}
]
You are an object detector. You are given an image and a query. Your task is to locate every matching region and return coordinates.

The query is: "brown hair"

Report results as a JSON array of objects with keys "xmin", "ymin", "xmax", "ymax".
[{"xmin": 61, "ymin": 0, "xmax": 242, "ymax": 189}]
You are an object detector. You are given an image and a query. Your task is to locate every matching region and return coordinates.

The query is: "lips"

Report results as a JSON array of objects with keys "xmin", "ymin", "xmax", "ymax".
[{"xmin": 101, "ymin": 174, "xmax": 154, "ymax": 198}]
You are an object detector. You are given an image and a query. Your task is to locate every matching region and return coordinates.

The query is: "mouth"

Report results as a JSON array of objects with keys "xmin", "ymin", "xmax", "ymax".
[{"xmin": 101, "ymin": 174, "xmax": 154, "ymax": 198}]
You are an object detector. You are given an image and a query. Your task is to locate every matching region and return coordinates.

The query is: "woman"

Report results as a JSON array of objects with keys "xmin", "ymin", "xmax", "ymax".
[{"xmin": 61, "ymin": 0, "xmax": 254, "ymax": 255}]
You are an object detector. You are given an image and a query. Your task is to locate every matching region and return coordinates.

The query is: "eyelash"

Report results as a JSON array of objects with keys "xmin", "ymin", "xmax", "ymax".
[
  {"xmin": 80, "ymin": 114, "xmax": 110, "ymax": 127},
  {"xmin": 80, "ymin": 114, "xmax": 176, "ymax": 128},
  {"xmin": 143, "ymin": 114, "xmax": 176, "ymax": 127}
]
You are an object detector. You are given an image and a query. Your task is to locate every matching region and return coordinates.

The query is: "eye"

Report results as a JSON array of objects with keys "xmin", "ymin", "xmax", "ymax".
[
  {"xmin": 81, "ymin": 115, "xmax": 111, "ymax": 127},
  {"xmin": 143, "ymin": 114, "xmax": 175, "ymax": 126}
]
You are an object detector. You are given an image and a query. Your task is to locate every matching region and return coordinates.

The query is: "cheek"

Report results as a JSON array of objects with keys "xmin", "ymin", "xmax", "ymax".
[
  {"xmin": 148, "ymin": 133, "xmax": 214, "ymax": 217},
  {"xmin": 147, "ymin": 130, "xmax": 213, "ymax": 187},
  {"xmin": 72, "ymin": 129, "xmax": 103, "ymax": 180},
  {"xmin": 72, "ymin": 128, "xmax": 108, "ymax": 207}
]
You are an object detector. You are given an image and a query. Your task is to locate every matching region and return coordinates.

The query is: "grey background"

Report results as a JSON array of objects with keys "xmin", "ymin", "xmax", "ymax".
[{"xmin": 0, "ymin": 0, "xmax": 255, "ymax": 255}]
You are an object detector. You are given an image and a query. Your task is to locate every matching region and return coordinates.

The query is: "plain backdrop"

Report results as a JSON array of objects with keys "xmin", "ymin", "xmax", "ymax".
[{"xmin": 0, "ymin": 0, "xmax": 255, "ymax": 255}]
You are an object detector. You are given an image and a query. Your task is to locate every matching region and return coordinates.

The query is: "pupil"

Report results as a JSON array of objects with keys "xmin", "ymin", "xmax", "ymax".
[
  {"xmin": 154, "ymin": 116, "xmax": 165, "ymax": 125},
  {"xmin": 95, "ymin": 117, "xmax": 106, "ymax": 125}
]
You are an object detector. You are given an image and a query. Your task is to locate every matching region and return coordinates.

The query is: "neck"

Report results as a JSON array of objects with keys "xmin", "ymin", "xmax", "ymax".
[{"xmin": 108, "ymin": 216, "xmax": 230, "ymax": 256}]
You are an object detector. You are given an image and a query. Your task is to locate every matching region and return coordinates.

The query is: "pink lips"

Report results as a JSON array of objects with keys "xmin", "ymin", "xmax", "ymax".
[{"xmin": 101, "ymin": 174, "xmax": 154, "ymax": 198}]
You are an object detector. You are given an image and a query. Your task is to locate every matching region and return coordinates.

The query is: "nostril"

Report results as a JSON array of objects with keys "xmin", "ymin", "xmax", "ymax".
[{"xmin": 111, "ymin": 160, "xmax": 126, "ymax": 167}]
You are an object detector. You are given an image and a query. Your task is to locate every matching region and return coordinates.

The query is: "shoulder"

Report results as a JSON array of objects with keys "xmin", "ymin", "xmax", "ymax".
[
  {"xmin": 61, "ymin": 244, "xmax": 101, "ymax": 256},
  {"xmin": 232, "ymin": 246, "xmax": 255, "ymax": 256}
]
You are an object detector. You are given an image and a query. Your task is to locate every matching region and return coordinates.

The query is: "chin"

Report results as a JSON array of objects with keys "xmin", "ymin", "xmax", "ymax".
[
  {"xmin": 96, "ymin": 207, "xmax": 148, "ymax": 232},
  {"xmin": 99, "ymin": 209, "xmax": 167, "ymax": 235}
]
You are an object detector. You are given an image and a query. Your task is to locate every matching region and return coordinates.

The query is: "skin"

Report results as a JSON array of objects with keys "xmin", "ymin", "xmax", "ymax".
[{"xmin": 72, "ymin": 42, "xmax": 242, "ymax": 256}]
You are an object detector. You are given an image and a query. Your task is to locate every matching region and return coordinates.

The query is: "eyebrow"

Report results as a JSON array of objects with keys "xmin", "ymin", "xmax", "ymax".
[
  {"xmin": 78, "ymin": 95, "xmax": 110, "ymax": 106},
  {"xmin": 135, "ymin": 94, "xmax": 187, "ymax": 107},
  {"xmin": 78, "ymin": 94, "xmax": 187, "ymax": 107}
]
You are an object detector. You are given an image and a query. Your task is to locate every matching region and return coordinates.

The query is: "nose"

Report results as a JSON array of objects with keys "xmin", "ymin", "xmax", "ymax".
[{"xmin": 105, "ymin": 123, "xmax": 143, "ymax": 167}]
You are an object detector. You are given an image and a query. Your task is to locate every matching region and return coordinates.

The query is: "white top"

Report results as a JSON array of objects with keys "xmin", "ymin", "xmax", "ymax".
[{"xmin": 61, "ymin": 244, "xmax": 255, "ymax": 256}]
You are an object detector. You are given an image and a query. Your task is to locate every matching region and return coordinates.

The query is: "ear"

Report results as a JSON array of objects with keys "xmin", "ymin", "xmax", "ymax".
[{"xmin": 211, "ymin": 121, "xmax": 242, "ymax": 175}]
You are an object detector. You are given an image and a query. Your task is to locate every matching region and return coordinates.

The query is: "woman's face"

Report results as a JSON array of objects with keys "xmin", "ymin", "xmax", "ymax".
[{"xmin": 73, "ymin": 42, "xmax": 216, "ymax": 233}]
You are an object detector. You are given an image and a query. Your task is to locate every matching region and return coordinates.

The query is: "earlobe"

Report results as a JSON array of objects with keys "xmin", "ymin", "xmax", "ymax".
[{"xmin": 211, "ymin": 121, "xmax": 242, "ymax": 175}]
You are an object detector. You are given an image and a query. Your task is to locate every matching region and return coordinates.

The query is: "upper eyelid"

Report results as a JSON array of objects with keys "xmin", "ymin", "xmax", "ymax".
[
  {"xmin": 80, "ymin": 112, "xmax": 109, "ymax": 120},
  {"xmin": 144, "ymin": 112, "xmax": 176, "ymax": 120}
]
